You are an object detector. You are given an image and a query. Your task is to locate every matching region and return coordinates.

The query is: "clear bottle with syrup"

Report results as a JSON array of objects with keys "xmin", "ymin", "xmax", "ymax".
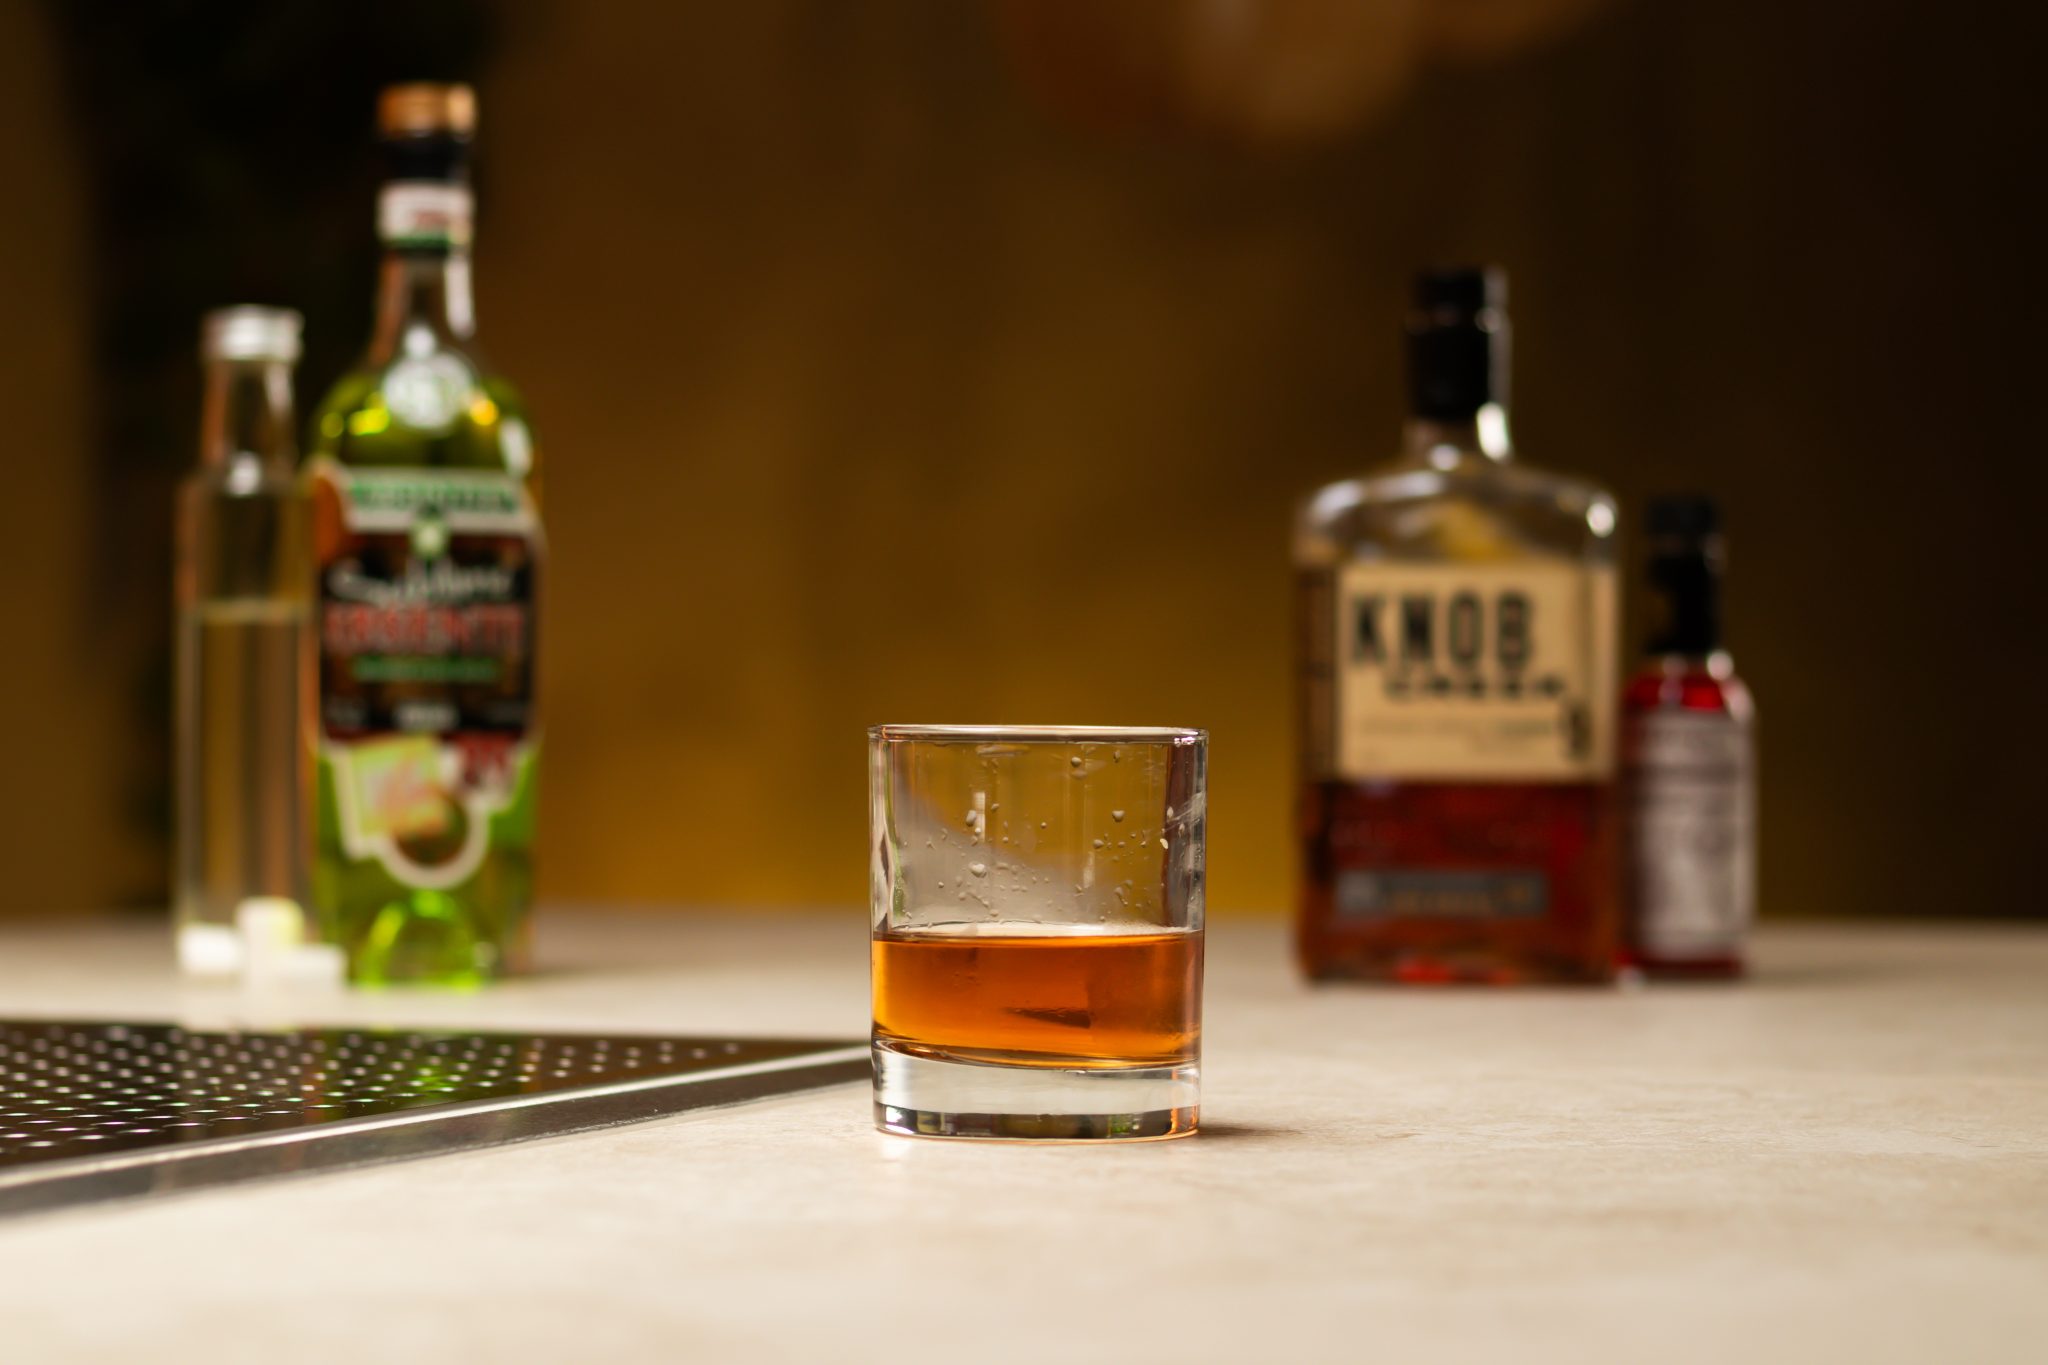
[
  {"xmin": 1621, "ymin": 496, "xmax": 1755, "ymax": 978},
  {"xmin": 173, "ymin": 307, "xmax": 311, "ymax": 977}
]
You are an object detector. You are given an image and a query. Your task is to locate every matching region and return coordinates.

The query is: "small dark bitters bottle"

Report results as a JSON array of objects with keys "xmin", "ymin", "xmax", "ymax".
[{"xmin": 1621, "ymin": 497, "xmax": 1756, "ymax": 978}]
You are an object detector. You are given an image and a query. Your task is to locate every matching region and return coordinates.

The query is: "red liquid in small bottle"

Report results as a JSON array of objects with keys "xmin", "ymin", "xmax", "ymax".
[{"xmin": 1620, "ymin": 660, "xmax": 1753, "ymax": 979}]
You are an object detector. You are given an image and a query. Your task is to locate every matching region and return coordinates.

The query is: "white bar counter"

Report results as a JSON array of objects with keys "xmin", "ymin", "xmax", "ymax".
[{"xmin": 1, "ymin": 914, "xmax": 2044, "ymax": 1363}]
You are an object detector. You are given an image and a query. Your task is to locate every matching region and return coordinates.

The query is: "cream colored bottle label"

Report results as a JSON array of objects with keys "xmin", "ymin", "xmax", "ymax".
[
  {"xmin": 1627, "ymin": 711, "xmax": 1754, "ymax": 957},
  {"xmin": 1332, "ymin": 561, "xmax": 1616, "ymax": 780}
]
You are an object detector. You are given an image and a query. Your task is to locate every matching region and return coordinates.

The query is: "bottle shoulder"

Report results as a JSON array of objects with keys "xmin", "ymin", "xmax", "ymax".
[
  {"xmin": 308, "ymin": 347, "xmax": 537, "ymax": 478},
  {"xmin": 1297, "ymin": 456, "xmax": 1617, "ymax": 566},
  {"xmin": 1623, "ymin": 659, "xmax": 1754, "ymax": 722}
]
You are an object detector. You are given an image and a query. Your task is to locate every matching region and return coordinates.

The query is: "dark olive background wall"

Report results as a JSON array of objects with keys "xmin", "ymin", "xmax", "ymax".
[{"xmin": 0, "ymin": 0, "xmax": 2039, "ymax": 917}]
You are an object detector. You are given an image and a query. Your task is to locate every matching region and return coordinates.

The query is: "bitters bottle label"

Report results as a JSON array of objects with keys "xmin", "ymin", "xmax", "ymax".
[
  {"xmin": 1627, "ymin": 711, "xmax": 1754, "ymax": 957},
  {"xmin": 310, "ymin": 461, "xmax": 539, "ymax": 890},
  {"xmin": 1329, "ymin": 561, "xmax": 1616, "ymax": 780}
]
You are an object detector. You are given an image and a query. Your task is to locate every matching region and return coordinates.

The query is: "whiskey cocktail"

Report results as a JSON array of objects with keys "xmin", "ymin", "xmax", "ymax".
[{"xmin": 869, "ymin": 725, "xmax": 1206, "ymax": 1140}]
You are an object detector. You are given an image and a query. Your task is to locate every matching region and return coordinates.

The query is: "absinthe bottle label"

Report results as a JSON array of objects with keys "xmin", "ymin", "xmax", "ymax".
[
  {"xmin": 1330, "ymin": 561, "xmax": 1616, "ymax": 781},
  {"xmin": 311, "ymin": 460, "xmax": 540, "ymax": 895}
]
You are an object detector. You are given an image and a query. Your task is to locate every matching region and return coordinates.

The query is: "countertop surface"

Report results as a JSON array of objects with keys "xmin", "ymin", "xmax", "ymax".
[{"xmin": 0, "ymin": 914, "xmax": 2044, "ymax": 1364}]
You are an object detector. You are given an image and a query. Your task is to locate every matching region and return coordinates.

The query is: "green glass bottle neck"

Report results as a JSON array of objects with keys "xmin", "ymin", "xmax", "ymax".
[{"xmin": 369, "ymin": 248, "xmax": 476, "ymax": 365}]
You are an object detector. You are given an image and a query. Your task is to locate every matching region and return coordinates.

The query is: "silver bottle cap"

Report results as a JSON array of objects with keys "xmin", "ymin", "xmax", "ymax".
[{"xmin": 201, "ymin": 306, "xmax": 303, "ymax": 364}]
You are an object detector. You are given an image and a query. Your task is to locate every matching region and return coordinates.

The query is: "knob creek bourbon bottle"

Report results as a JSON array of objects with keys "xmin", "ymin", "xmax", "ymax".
[{"xmin": 1295, "ymin": 269, "xmax": 1620, "ymax": 983}]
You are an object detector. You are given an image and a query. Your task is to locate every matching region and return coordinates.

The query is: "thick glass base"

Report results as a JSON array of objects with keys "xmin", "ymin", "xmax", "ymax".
[{"xmin": 872, "ymin": 1040, "xmax": 1198, "ymax": 1141}]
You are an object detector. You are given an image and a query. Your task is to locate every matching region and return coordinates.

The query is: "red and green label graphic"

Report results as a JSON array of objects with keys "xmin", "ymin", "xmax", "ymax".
[{"xmin": 311, "ymin": 463, "xmax": 539, "ymax": 890}]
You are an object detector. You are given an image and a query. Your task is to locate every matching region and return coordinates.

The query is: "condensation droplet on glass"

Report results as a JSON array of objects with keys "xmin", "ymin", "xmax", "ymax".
[
  {"xmin": 1039, "ymin": 820, "xmax": 1048, "ymax": 829},
  {"xmin": 937, "ymin": 880, "xmax": 945, "ymax": 889},
  {"xmin": 969, "ymin": 862, "xmax": 988, "ymax": 878},
  {"xmin": 1092, "ymin": 838, "xmax": 1105, "ymax": 848},
  {"xmin": 1069, "ymin": 756, "xmax": 1082, "ymax": 768},
  {"xmin": 1159, "ymin": 838, "xmax": 1168, "ymax": 850},
  {"xmin": 1111, "ymin": 809, "xmax": 1125, "ymax": 822}
]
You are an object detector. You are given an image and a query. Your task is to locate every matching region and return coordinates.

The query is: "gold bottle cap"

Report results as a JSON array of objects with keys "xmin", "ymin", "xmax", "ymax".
[{"xmin": 378, "ymin": 83, "xmax": 477, "ymax": 138}]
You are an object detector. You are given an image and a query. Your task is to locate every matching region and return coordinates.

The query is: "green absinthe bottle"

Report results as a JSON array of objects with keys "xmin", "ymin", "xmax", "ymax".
[{"xmin": 307, "ymin": 83, "xmax": 542, "ymax": 985}]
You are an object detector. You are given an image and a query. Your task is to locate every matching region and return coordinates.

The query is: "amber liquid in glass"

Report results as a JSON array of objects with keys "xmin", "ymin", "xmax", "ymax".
[{"xmin": 871, "ymin": 928, "xmax": 1202, "ymax": 1068}]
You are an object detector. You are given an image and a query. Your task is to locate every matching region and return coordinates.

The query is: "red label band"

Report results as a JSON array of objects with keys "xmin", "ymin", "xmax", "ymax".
[{"xmin": 322, "ymin": 602, "xmax": 528, "ymax": 657}]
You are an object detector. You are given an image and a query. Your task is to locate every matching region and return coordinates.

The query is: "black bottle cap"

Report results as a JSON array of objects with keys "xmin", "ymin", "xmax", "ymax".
[
  {"xmin": 1644, "ymin": 495, "xmax": 1725, "ymax": 656},
  {"xmin": 381, "ymin": 132, "xmax": 471, "ymax": 185},
  {"xmin": 1647, "ymin": 494, "xmax": 1720, "ymax": 541},
  {"xmin": 379, "ymin": 83, "xmax": 474, "ymax": 184},
  {"xmin": 1406, "ymin": 266, "xmax": 1507, "ymax": 420},
  {"xmin": 1412, "ymin": 267, "xmax": 1501, "ymax": 316}
]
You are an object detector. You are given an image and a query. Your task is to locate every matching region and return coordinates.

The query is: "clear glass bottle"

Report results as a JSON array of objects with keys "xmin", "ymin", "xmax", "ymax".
[
  {"xmin": 173, "ymin": 306, "xmax": 310, "ymax": 977},
  {"xmin": 305, "ymin": 83, "xmax": 543, "ymax": 986},
  {"xmin": 1295, "ymin": 268, "xmax": 1621, "ymax": 983},
  {"xmin": 1621, "ymin": 496, "xmax": 1755, "ymax": 978}
]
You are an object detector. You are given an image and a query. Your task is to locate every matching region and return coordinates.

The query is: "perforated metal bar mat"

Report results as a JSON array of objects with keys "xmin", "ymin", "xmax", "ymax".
[{"xmin": 0, "ymin": 1020, "xmax": 866, "ymax": 1217}]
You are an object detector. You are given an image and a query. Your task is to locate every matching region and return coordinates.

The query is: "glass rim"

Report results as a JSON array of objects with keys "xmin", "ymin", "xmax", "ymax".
[{"xmin": 869, "ymin": 723, "xmax": 1205, "ymax": 745}]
